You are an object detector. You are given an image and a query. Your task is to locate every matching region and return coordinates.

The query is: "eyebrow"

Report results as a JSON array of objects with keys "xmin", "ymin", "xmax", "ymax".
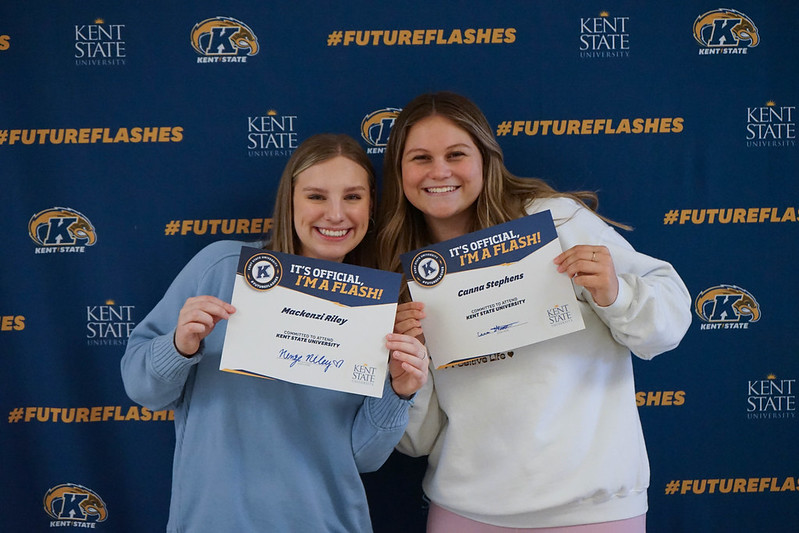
[
  {"xmin": 299, "ymin": 185, "xmax": 369, "ymax": 193},
  {"xmin": 404, "ymin": 143, "xmax": 473, "ymax": 154}
]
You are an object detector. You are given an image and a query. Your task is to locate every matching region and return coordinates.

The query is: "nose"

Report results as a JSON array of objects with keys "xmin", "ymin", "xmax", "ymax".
[
  {"xmin": 429, "ymin": 157, "xmax": 452, "ymax": 179},
  {"xmin": 325, "ymin": 198, "xmax": 344, "ymax": 222}
]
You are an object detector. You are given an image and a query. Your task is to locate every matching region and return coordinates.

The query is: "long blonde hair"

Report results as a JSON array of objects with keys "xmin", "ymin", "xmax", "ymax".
[
  {"xmin": 268, "ymin": 133, "xmax": 377, "ymax": 266},
  {"xmin": 377, "ymin": 91, "xmax": 627, "ymax": 288}
]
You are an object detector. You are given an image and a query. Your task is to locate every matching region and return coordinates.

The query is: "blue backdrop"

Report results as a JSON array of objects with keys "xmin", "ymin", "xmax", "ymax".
[{"xmin": 2, "ymin": 1, "xmax": 797, "ymax": 531}]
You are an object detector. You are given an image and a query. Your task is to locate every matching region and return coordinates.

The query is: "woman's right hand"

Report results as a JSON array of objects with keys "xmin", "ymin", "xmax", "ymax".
[{"xmin": 174, "ymin": 295, "xmax": 236, "ymax": 357}]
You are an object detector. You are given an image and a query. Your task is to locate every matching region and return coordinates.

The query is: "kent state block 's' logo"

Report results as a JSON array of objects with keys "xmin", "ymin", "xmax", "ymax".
[
  {"xmin": 409, "ymin": 250, "xmax": 446, "ymax": 287},
  {"xmin": 244, "ymin": 252, "xmax": 281, "ymax": 291},
  {"xmin": 361, "ymin": 108, "xmax": 401, "ymax": 152},
  {"xmin": 191, "ymin": 17, "xmax": 259, "ymax": 60},
  {"xmin": 28, "ymin": 207, "xmax": 97, "ymax": 250},
  {"xmin": 695, "ymin": 284, "xmax": 761, "ymax": 330},
  {"xmin": 44, "ymin": 483, "xmax": 108, "ymax": 525},
  {"xmin": 693, "ymin": 9, "xmax": 759, "ymax": 52}
]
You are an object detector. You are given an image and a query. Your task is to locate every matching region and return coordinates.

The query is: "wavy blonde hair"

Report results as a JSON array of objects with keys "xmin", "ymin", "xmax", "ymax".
[
  {"xmin": 268, "ymin": 133, "xmax": 376, "ymax": 267},
  {"xmin": 377, "ymin": 91, "xmax": 627, "ymax": 295}
]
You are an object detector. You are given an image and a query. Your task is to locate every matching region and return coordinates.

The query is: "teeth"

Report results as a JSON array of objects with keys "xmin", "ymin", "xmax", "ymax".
[
  {"xmin": 318, "ymin": 228, "xmax": 348, "ymax": 237},
  {"xmin": 426, "ymin": 186, "xmax": 457, "ymax": 193}
]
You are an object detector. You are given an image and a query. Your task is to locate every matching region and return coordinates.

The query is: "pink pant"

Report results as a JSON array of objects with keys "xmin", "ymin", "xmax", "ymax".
[{"xmin": 427, "ymin": 503, "xmax": 646, "ymax": 533}]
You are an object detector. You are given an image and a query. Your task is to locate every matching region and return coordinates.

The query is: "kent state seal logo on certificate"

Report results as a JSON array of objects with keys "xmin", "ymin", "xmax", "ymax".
[
  {"xmin": 400, "ymin": 211, "xmax": 585, "ymax": 368},
  {"xmin": 220, "ymin": 246, "xmax": 402, "ymax": 397}
]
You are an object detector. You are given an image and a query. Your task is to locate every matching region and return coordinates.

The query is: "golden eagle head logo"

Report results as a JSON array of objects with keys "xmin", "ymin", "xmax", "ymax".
[
  {"xmin": 28, "ymin": 207, "xmax": 97, "ymax": 247},
  {"xmin": 693, "ymin": 9, "xmax": 759, "ymax": 48},
  {"xmin": 191, "ymin": 16, "xmax": 259, "ymax": 56},
  {"xmin": 43, "ymin": 483, "xmax": 108, "ymax": 522},
  {"xmin": 360, "ymin": 108, "xmax": 401, "ymax": 147},
  {"xmin": 694, "ymin": 285, "xmax": 761, "ymax": 323}
]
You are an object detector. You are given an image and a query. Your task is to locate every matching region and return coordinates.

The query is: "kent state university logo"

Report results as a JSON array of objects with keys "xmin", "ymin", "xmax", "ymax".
[
  {"xmin": 244, "ymin": 252, "xmax": 281, "ymax": 291},
  {"xmin": 28, "ymin": 207, "xmax": 97, "ymax": 252},
  {"xmin": 44, "ymin": 483, "xmax": 108, "ymax": 526},
  {"xmin": 361, "ymin": 108, "xmax": 401, "ymax": 153},
  {"xmin": 247, "ymin": 109, "xmax": 299, "ymax": 157},
  {"xmin": 352, "ymin": 362, "xmax": 378, "ymax": 385},
  {"xmin": 747, "ymin": 373, "xmax": 796, "ymax": 420},
  {"xmin": 693, "ymin": 8, "xmax": 759, "ymax": 53},
  {"xmin": 746, "ymin": 100, "xmax": 797, "ymax": 148},
  {"xmin": 579, "ymin": 11, "xmax": 630, "ymax": 58},
  {"xmin": 695, "ymin": 284, "xmax": 761, "ymax": 330},
  {"xmin": 86, "ymin": 299, "xmax": 136, "ymax": 347},
  {"xmin": 191, "ymin": 16, "xmax": 259, "ymax": 61},
  {"xmin": 410, "ymin": 250, "xmax": 446, "ymax": 287},
  {"xmin": 547, "ymin": 303, "xmax": 576, "ymax": 327},
  {"xmin": 74, "ymin": 18, "xmax": 127, "ymax": 66}
]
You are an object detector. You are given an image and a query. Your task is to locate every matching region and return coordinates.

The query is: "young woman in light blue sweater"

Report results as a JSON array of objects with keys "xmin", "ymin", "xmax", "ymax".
[{"xmin": 122, "ymin": 134, "xmax": 428, "ymax": 533}]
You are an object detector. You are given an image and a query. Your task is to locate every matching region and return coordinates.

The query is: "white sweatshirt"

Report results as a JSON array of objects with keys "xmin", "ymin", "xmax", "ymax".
[{"xmin": 397, "ymin": 197, "xmax": 692, "ymax": 528}]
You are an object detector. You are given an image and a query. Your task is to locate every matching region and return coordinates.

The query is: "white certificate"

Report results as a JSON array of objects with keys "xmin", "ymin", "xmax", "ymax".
[
  {"xmin": 400, "ymin": 210, "xmax": 585, "ymax": 369},
  {"xmin": 220, "ymin": 247, "xmax": 402, "ymax": 397}
]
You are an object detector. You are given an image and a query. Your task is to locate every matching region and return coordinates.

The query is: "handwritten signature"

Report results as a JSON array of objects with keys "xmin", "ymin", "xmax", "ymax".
[
  {"xmin": 278, "ymin": 349, "xmax": 344, "ymax": 373},
  {"xmin": 478, "ymin": 321, "xmax": 521, "ymax": 337}
]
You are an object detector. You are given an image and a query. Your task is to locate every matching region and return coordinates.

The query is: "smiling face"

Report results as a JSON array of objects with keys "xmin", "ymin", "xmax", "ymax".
[
  {"xmin": 401, "ymin": 114, "xmax": 484, "ymax": 242},
  {"xmin": 292, "ymin": 156, "xmax": 371, "ymax": 263}
]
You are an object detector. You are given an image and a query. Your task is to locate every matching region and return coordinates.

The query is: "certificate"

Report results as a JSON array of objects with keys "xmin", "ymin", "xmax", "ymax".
[
  {"xmin": 400, "ymin": 210, "xmax": 584, "ymax": 368},
  {"xmin": 220, "ymin": 246, "xmax": 402, "ymax": 397}
]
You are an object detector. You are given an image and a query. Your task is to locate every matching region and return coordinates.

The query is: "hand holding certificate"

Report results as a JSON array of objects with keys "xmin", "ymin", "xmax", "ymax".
[
  {"xmin": 220, "ymin": 246, "xmax": 402, "ymax": 397},
  {"xmin": 400, "ymin": 210, "xmax": 585, "ymax": 368}
]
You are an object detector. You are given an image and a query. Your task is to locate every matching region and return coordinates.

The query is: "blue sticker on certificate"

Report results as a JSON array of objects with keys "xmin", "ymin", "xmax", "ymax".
[
  {"xmin": 400, "ymin": 210, "xmax": 585, "ymax": 368},
  {"xmin": 220, "ymin": 247, "xmax": 402, "ymax": 397}
]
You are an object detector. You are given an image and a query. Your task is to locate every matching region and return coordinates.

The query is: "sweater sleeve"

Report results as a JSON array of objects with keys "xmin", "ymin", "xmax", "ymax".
[
  {"xmin": 120, "ymin": 241, "xmax": 239, "ymax": 411},
  {"xmin": 548, "ymin": 200, "xmax": 692, "ymax": 360},
  {"xmin": 594, "ymin": 229, "xmax": 692, "ymax": 359},
  {"xmin": 351, "ymin": 376, "xmax": 412, "ymax": 472},
  {"xmin": 395, "ymin": 372, "xmax": 444, "ymax": 457}
]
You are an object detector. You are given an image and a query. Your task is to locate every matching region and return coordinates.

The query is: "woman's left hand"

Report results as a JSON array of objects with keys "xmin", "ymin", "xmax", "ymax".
[
  {"xmin": 386, "ymin": 333, "xmax": 429, "ymax": 399},
  {"xmin": 554, "ymin": 244, "xmax": 619, "ymax": 307}
]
